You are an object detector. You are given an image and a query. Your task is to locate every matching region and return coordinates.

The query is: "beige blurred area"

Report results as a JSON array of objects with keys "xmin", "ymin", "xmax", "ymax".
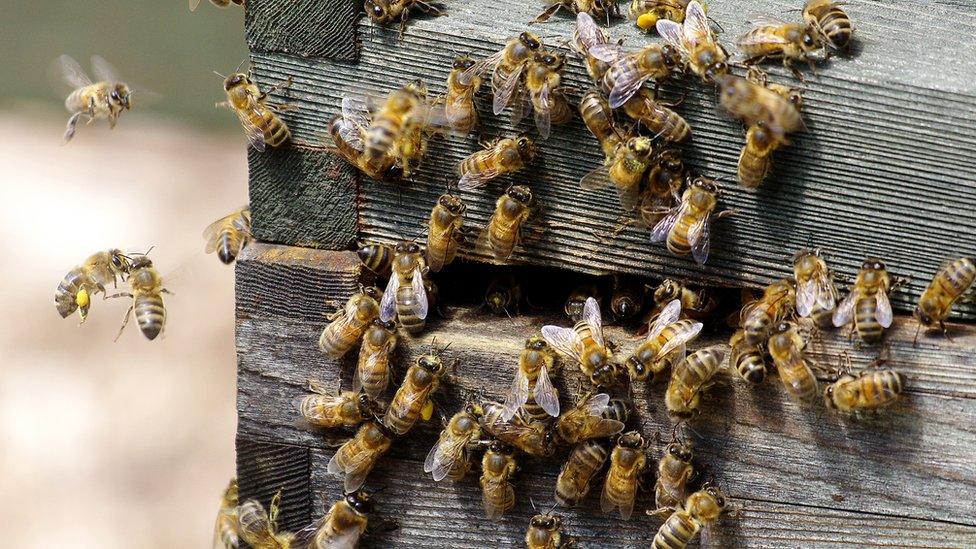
[{"xmin": 0, "ymin": 110, "xmax": 249, "ymax": 548}]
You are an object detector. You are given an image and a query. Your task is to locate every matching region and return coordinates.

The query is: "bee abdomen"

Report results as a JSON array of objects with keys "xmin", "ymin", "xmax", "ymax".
[
  {"xmin": 134, "ymin": 293, "xmax": 166, "ymax": 340},
  {"xmin": 55, "ymin": 268, "xmax": 89, "ymax": 317},
  {"xmin": 602, "ymin": 398, "xmax": 630, "ymax": 423},
  {"xmin": 666, "ymin": 215, "xmax": 693, "ymax": 256},
  {"xmin": 652, "ymin": 512, "xmax": 700, "ymax": 549},
  {"xmin": 939, "ymin": 258, "xmax": 976, "ymax": 298},
  {"xmin": 384, "ymin": 388, "xmax": 428, "ymax": 435},
  {"xmin": 737, "ymin": 143, "xmax": 772, "ymax": 189},
  {"xmin": 319, "ymin": 320, "xmax": 363, "ymax": 358},
  {"xmin": 359, "ymin": 355, "xmax": 390, "ymax": 399},
  {"xmin": 863, "ymin": 370, "xmax": 904, "ymax": 406},
  {"xmin": 261, "ymin": 110, "xmax": 290, "ymax": 147},
  {"xmin": 396, "ymin": 284, "xmax": 426, "ymax": 333},
  {"xmin": 819, "ymin": 8, "xmax": 853, "ymax": 48},
  {"xmin": 733, "ymin": 347, "xmax": 767, "ymax": 384},
  {"xmin": 217, "ymin": 229, "xmax": 244, "ymax": 264},
  {"xmin": 854, "ymin": 296, "xmax": 883, "ymax": 342},
  {"xmin": 489, "ymin": 224, "xmax": 519, "ymax": 260},
  {"xmin": 743, "ymin": 312, "xmax": 772, "ymax": 345}
]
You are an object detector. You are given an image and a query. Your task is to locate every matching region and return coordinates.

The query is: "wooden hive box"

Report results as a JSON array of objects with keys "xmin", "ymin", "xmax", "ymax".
[{"xmin": 235, "ymin": 0, "xmax": 976, "ymax": 546}]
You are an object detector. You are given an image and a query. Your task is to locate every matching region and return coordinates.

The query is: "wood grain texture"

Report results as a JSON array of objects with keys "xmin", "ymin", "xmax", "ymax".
[
  {"xmin": 234, "ymin": 245, "xmax": 976, "ymax": 544},
  {"xmin": 244, "ymin": 0, "xmax": 976, "ymax": 318},
  {"xmin": 236, "ymin": 437, "xmax": 312, "ymax": 533},
  {"xmin": 245, "ymin": 0, "xmax": 360, "ymax": 60},
  {"xmin": 247, "ymin": 146, "xmax": 359, "ymax": 251}
]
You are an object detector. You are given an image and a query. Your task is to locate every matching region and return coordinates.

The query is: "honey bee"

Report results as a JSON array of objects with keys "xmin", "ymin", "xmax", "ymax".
[
  {"xmin": 383, "ymin": 350, "xmax": 447, "ymax": 435},
  {"xmin": 665, "ymin": 345, "xmax": 728, "ymax": 417},
  {"xmin": 574, "ymin": 13, "xmax": 615, "ymax": 84},
  {"xmin": 328, "ymin": 420, "xmax": 395, "ymax": 492},
  {"xmin": 237, "ymin": 492, "xmax": 295, "ymax": 549},
  {"xmin": 610, "ymin": 275, "xmax": 645, "ymax": 322},
  {"xmin": 595, "ymin": 44, "xmax": 681, "ymax": 108},
  {"xmin": 915, "ymin": 258, "xmax": 976, "ymax": 337},
  {"xmin": 355, "ymin": 319, "xmax": 398, "ymax": 400},
  {"xmin": 55, "ymin": 249, "xmax": 131, "ymax": 323},
  {"xmin": 217, "ymin": 69, "xmax": 292, "ymax": 151},
  {"xmin": 113, "ymin": 256, "xmax": 170, "ymax": 341},
  {"xmin": 525, "ymin": 511, "xmax": 565, "ymax": 549},
  {"xmin": 621, "ymin": 89, "xmax": 691, "ymax": 143},
  {"xmin": 484, "ymin": 185, "xmax": 535, "ymax": 261},
  {"xmin": 565, "ymin": 285, "xmax": 601, "ymax": 322},
  {"xmin": 555, "ymin": 438, "xmax": 610, "ymax": 507},
  {"xmin": 327, "ymin": 99, "xmax": 400, "ymax": 182},
  {"xmin": 534, "ymin": 0, "xmax": 619, "ymax": 24},
  {"xmin": 365, "ymin": 0, "xmax": 444, "ymax": 37},
  {"xmin": 542, "ymin": 297, "xmax": 617, "ymax": 387},
  {"xmin": 299, "ymin": 381, "xmax": 375, "ymax": 429},
  {"xmin": 59, "ymin": 55, "xmax": 132, "ymax": 143},
  {"xmin": 579, "ymin": 90, "xmax": 624, "ymax": 159},
  {"xmin": 729, "ymin": 328, "xmax": 767, "ymax": 384},
  {"xmin": 767, "ymin": 322, "xmax": 819, "ymax": 402},
  {"xmin": 825, "ymin": 368, "xmax": 905, "ymax": 413},
  {"xmin": 715, "ymin": 74, "xmax": 804, "ymax": 144},
  {"xmin": 365, "ymin": 80, "xmax": 438, "ymax": 179},
  {"xmin": 502, "ymin": 336, "xmax": 561, "ymax": 421},
  {"xmin": 203, "ymin": 207, "xmax": 252, "ymax": 265},
  {"xmin": 650, "ymin": 176, "xmax": 729, "ymax": 265},
  {"xmin": 524, "ymin": 52, "xmax": 574, "ymax": 139},
  {"xmin": 651, "ymin": 435, "xmax": 694, "ymax": 518},
  {"xmin": 630, "ymin": 0, "xmax": 692, "ymax": 31},
  {"xmin": 736, "ymin": 122, "xmax": 779, "ymax": 189},
  {"xmin": 480, "ymin": 440, "xmax": 518, "ymax": 519},
  {"xmin": 457, "ymin": 136, "xmax": 536, "ymax": 190},
  {"xmin": 307, "ymin": 490, "xmax": 375, "ymax": 549},
  {"xmin": 379, "ymin": 242, "xmax": 429, "ymax": 334},
  {"xmin": 461, "ymin": 33, "xmax": 544, "ymax": 122},
  {"xmin": 601, "ymin": 431, "xmax": 647, "ymax": 520},
  {"xmin": 651, "ymin": 486, "xmax": 728, "ymax": 548},
  {"xmin": 656, "ymin": 0, "xmax": 729, "ymax": 82},
  {"xmin": 741, "ymin": 277, "xmax": 795, "ymax": 346},
  {"xmin": 832, "ymin": 258, "xmax": 895, "ymax": 343},
  {"xmin": 738, "ymin": 22, "xmax": 823, "ymax": 79},
  {"xmin": 803, "ymin": 0, "xmax": 854, "ymax": 53},
  {"xmin": 480, "ymin": 402, "xmax": 556, "ymax": 457},
  {"xmin": 794, "ymin": 249, "xmax": 839, "ymax": 328},
  {"xmin": 625, "ymin": 299, "xmax": 704, "ymax": 381},
  {"xmin": 445, "ymin": 56, "xmax": 482, "ymax": 135},
  {"xmin": 213, "ymin": 478, "xmax": 241, "ymax": 549},
  {"xmin": 651, "ymin": 278, "xmax": 716, "ymax": 320},
  {"xmin": 555, "ymin": 392, "xmax": 627, "ymax": 445},
  {"xmin": 424, "ymin": 405, "xmax": 484, "ymax": 482},
  {"xmin": 357, "ymin": 242, "xmax": 394, "ymax": 279},
  {"xmin": 485, "ymin": 275, "xmax": 524, "ymax": 316},
  {"xmin": 190, "ymin": 0, "xmax": 242, "ymax": 10},
  {"xmin": 639, "ymin": 149, "xmax": 686, "ymax": 228},
  {"xmin": 581, "ymin": 136, "xmax": 656, "ymax": 212},
  {"xmin": 319, "ymin": 286, "xmax": 383, "ymax": 358},
  {"xmin": 426, "ymin": 194, "xmax": 466, "ymax": 273}
]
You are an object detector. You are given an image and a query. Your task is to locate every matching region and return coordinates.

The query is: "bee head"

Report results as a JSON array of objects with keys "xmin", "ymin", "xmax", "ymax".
[
  {"xmin": 537, "ymin": 51, "xmax": 564, "ymax": 71},
  {"xmin": 823, "ymin": 384, "xmax": 837, "ymax": 408},
  {"xmin": 531, "ymin": 514, "xmax": 559, "ymax": 529},
  {"xmin": 626, "ymin": 356, "xmax": 646, "ymax": 379},
  {"xmin": 705, "ymin": 486, "xmax": 727, "ymax": 509},
  {"xmin": 515, "ymin": 136, "xmax": 536, "ymax": 158},
  {"xmin": 223, "ymin": 73, "xmax": 248, "ymax": 91},
  {"xmin": 111, "ymin": 84, "xmax": 132, "ymax": 109},
  {"xmin": 439, "ymin": 193, "xmax": 466, "ymax": 215},
  {"xmin": 464, "ymin": 402, "xmax": 484, "ymax": 418},
  {"xmin": 345, "ymin": 490, "xmax": 376, "ymax": 514},
  {"xmin": 800, "ymin": 28, "xmax": 819, "ymax": 50},
  {"xmin": 520, "ymin": 32, "xmax": 543, "ymax": 51},
  {"xmin": 109, "ymin": 249, "xmax": 132, "ymax": 273},
  {"xmin": 418, "ymin": 353, "xmax": 445, "ymax": 374},
  {"xmin": 365, "ymin": 0, "xmax": 389, "ymax": 23},
  {"xmin": 660, "ymin": 44, "xmax": 681, "ymax": 68},
  {"xmin": 690, "ymin": 176, "xmax": 717, "ymax": 194},
  {"xmin": 453, "ymin": 56, "xmax": 476, "ymax": 71},
  {"xmin": 526, "ymin": 335, "xmax": 548, "ymax": 351},
  {"xmin": 862, "ymin": 258, "xmax": 886, "ymax": 272},
  {"xmin": 507, "ymin": 185, "xmax": 533, "ymax": 205},
  {"xmin": 618, "ymin": 431, "xmax": 644, "ymax": 449},
  {"xmin": 667, "ymin": 442, "xmax": 693, "ymax": 462}
]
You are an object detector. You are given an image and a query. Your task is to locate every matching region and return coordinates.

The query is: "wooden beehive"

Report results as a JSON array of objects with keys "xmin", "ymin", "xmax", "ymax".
[{"xmin": 236, "ymin": 0, "xmax": 976, "ymax": 546}]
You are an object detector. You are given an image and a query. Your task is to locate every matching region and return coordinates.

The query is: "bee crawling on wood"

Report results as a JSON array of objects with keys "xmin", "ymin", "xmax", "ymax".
[
  {"xmin": 534, "ymin": 0, "xmax": 620, "ymax": 25},
  {"xmin": 914, "ymin": 257, "xmax": 976, "ymax": 341},
  {"xmin": 365, "ymin": 0, "xmax": 446, "ymax": 37},
  {"xmin": 650, "ymin": 175, "xmax": 733, "ymax": 265},
  {"xmin": 217, "ymin": 63, "xmax": 294, "ymax": 151},
  {"xmin": 833, "ymin": 258, "xmax": 903, "ymax": 344},
  {"xmin": 525, "ymin": 505, "xmax": 569, "ymax": 549},
  {"xmin": 803, "ymin": 0, "xmax": 855, "ymax": 55},
  {"xmin": 824, "ymin": 353, "xmax": 905, "ymax": 415},
  {"xmin": 655, "ymin": 0, "xmax": 730, "ymax": 83},
  {"xmin": 650, "ymin": 486, "xmax": 733, "ymax": 548},
  {"xmin": 737, "ymin": 19, "xmax": 824, "ymax": 80}
]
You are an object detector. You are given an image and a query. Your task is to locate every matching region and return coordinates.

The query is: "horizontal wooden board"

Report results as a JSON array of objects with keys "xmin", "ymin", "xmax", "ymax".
[
  {"xmin": 245, "ymin": 0, "xmax": 359, "ymax": 60},
  {"xmin": 245, "ymin": 0, "xmax": 976, "ymax": 318},
  {"xmin": 236, "ymin": 437, "xmax": 312, "ymax": 533}
]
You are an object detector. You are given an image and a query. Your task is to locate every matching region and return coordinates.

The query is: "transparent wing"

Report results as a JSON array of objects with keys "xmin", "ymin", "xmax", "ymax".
[
  {"xmin": 534, "ymin": 365, "xmax": 560, "ymax": 417},
  {"xmin": 580, "ymin": 164, "xmax": 612, "ymax": 190},
  {"xmin": 358, "ymin": 344, "xmax": 390, "ymax": 398},
  {"xmin": 817, "ymin": 279, "xmax": 839, "ymax": 312},
  {"xmin": 379, "ymin": 274, "xmax": 399, "ymax": 322},
  {"xmin": 795, "ymin": 278, "xmax": 817, "ymax": 317},
  {"xmin": 683, "ymin": 0, "xmax": 711, "ymax": 46},
  {"xmin": 534, "ymin": 83, "xmax": 552, "ymax": 140},
  {"xmin": 342, "ymin": 96, "xmax": 372, "ymax": 130},
  {"xmin": 426, "ymin": 435, "xmax": 468, "ymax": 482},
  {"xmin": 575, "ymin": 12, "xmax": 606, "ymax": 50},
  {"xmin": 658, "ymin": 322, "xmax": 703, "ymax": 358},
  {"xmin": 583, "ymin": 297, "xmax": 605, "ymax": 346},
  {"xmin": 608, "ymin": 69, "xmax": 651, "ymax": 109},
  {"xmin": 458, "ymin": 168, "xmax": 501, "ymax": 191},
  {"xmin": 582, "ymin": 392, "xmax": 611, "ymax": 415},
  {"xmin": 738, "ymin": 31, "xmax": 791, "ymax": 47},
  {"xmin": 501, "ymin": 368, "xmax": 531, "ymax": 421},
  {"xmin": 689, "ymin": 215, "xmax": 712, "ymax": 265},
  {"xmin": 460, "ymin": 50, "xmax": 504, "ymax": 87},
  {"xmin": 493, "ymin": 64, "xmax": 525, "ymax": 116},
  {"xmin": 650, "ymin": 205, "xmax": 682, "ymax": 244},
  {"xmin": 335, "ymin": 117, "xmax": 366, "ymax": 152},
  {"xmin": 541, "ymin": 325, "xmax": 583, "ymax": 362},
  {"xmin": 483, "ymin": 481, "xmax": 515, "ymax": 519},
  {"xmin": 91, "ymin": 55, "xmax": 121, "ymax": 83},
  {"xmin": 875, "ymin": 288, "xmax": 893, "ymax": 328},
  {"xmin": 656, "ymin": 19, "xmax": 684, "ymax": 49},
  {"xmin": 236, "ymin": 111, "xmax": 267, "ymax": 152},
  {"xmin": 511, "ymin": 84, "xmax": 530, "ymax": 127},
  {"xmin": 202, "ymin": 207, "xmax": 250, "ymax": 253},
  {"xmin": 321, "ymin": 526, "xmax": 363, "ymax": 549},
  {"xmin": 832, "ymin": 288, "xmax": 859, "ymax": 327},
  {"xmin": 587, "ymin": 43, "xmax": 623, "ymax": 62},
  {"xmin": 58, "ymin": 55, "xmax": 92, "ymax": 88},
  {"xmin": 648, "ymin": 299, "xmax": 682, "ymax": 340},
  {"xmin": 617, "ymin": 182, "xmax": 641, "ymax": 213},
  {"xmin": 327, "ymin": 446, "xmax": 374, "ymax": 493},
  {"xmin": 411, "ymin": 267, "xmax": 429, "ymax": 320},
  {"xmin": 190, "ymin": 0, "xmax": 202, "ymax": 11}
]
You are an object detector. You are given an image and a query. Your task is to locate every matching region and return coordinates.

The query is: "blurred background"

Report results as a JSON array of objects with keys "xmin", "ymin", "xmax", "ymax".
[{"xmin": 0, "ymin": 1, "xmax": 250, "ymax": 546}]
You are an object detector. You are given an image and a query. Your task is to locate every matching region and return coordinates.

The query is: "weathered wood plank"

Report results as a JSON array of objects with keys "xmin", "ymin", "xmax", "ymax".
[
  {"xmin": 247, "ymin": 147, "xmax": 359, "ymax": 251},
  {"xmin": 244, "ymin": 0, "xmax": 359, "ymax": 60},
  {"xmin": 236, "ymin": 437, "xmax": 312, "ymax": 533},
  {"xmin": 245, "ymin": 0, "xmax": 976, "ymax": 317}
]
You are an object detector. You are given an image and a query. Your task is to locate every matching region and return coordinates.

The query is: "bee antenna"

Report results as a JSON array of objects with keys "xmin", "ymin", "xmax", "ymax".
[
  {"xmin": 213, "ymin": 70, "xmax": 227, "ymax": 79},
  {"xmin": 235, "ymin": 58, "xmax": 248, "ymax": 73},
  {"xmin": 546, "ymin": 501, "xmax": 558, "ymax": 515},
  {"xmin": 530, "ymin": 497, "xmax": 538, "ymax": 511}
]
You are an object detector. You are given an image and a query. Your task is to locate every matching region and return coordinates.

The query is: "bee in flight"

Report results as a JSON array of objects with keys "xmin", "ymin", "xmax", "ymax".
[
  {"xmin": 203, "ymin": 207, "xmax": 252, "ymax": 265},
  {"xmin": 542, "ymin": 297, "xmax": 617, "ymax": 387},
  {"xmin": 424, "ymin": 404, "xmax": 484, "ymax": 482},
  {"xmin": 379, "ymin": 242, "xmax": 429, "ymax": 334},
  {"xmin": 55, "ymin": 249, "xmax": 131, "ymax": 324},
  {"xmin": 534, "ymin": 0, "xmax": 620, "ymax": 24},
  {"xmin": 298, "ymin": 380, "xmax": 376, "ymax": 430},
  {"xmin": 803, "ymin": 0, "xmax": 854, "ymax": 54},
  {"xmin": 655, "ymin": 0, "xmax": 729, "ymax": 83},
  {"xmin": 59, "ymin": 55, "xmax": 133, "ymax": 143},
  {"xmin": 328, "ymin": 97, "xmax": 400, "ymax": 182},
  {"xmin": 625, "ymin": 299, "xmax": 703, "ymax": 381},
  {"xmin": 832, "ymin": 258, "xmax": 898, "ymax": 344},
  {"xmin": 650, "ymin": 175, "xmax": 731, "ymax": 265},
  {"xmin": 716, "ymin": 74, "xmax": 804, "ymax": 145},
  {"xmin": 793, "ymin": 249, "xmax": 838, "ymax": 328},
  {"xmin": 915, "ymin": 257, "xmax": 976, "ymax": 339},
  {"xmin": 365, "ymin": 0, "xmax": 445, "ymax": 37},
  {"xmin": 457, "ymin": 136, "xmax": 536, "ymax": 190},
  {"xmin": 217, "ymin": 65, "xmax": 293, "ymax": 151},
  {"xmin": 111, "ymin": 255, "xmax": 171, "ymax": 341},
  {"xmin": 501, "ymin": 335, "xmax": 561, "ymax": 421},
  {"xmin": 190, "ymin": 0, "xmax": 242, "ymax": 10},
  {"xmin": 213, "ymin": 478, "xmax": 241, "ymax": 549},
  {"xmin": 630, "ymin": 0, "xmax": 693, "ymax": 32}
]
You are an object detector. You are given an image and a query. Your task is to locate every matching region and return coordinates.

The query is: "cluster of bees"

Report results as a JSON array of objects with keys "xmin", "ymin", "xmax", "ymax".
[{"xmin": 48, "ymin": 0, "xmax": 976, "ymax": 547}]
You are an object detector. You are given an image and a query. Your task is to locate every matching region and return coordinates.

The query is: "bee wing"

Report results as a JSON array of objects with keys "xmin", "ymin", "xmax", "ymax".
[
  {"xmin": 587, "ymin": 43, "xmax": 623, "ymax": 62},
  {"xmin": 460, "ymin": 50, "xmax": 503, "ymax": 87},
  {"xmin": 580, "ymin": 164, "xmax": 612, "ymax": 190},
  {"xmin": 424, "ymin": 434, "xmax": 467, "ymax": 481},
  {"xmin": 483, "ymin": 480, "xmax": 515, "ymax": 520},
  {"xmin": 608, "ymin": 70, "xmax": 651, "ymax": 109},
  {"xmin": 541, "ymin": 325, "xmax": 584, "ymax": 363},
  {"xmin": 328, "ymin": 447, "xmax": 373, "ymax": 493},
  {"xmin": 379, "ymin": 274, "xmax": 400, "ymax": 322},
  {"xmin": 236, "ymin": 111, "xmax": 268, "ymax": 152},
  {"xmin": 875, "ymin": 288, "xmax": 893, "ymax": 328},
  {"xmin": 510, "ymin": 84, "xmax": 531, "ymax": 127},
  {"xmin": 647, "ymin": 299, "xmax": 682, "ymax": 340},
  {"xmin": 493, "ymin": 64, "xmax": 526, "ymax": 116},
  {"xmin": 412, "ymin": 266, "xmax": 429, "ymax": 320},
  {"xmin": 501, "ymin": 368, "xmax": 531, "ymax": 421},
  {"xmin": 795, "ymin": 278, "xmax": 817, "ymax": 318},
  {"xmin": 317, "ymin": 524, "xmax": 362, "ymax": 549},
  {"xmin": 658, "ymin": 322, "xmax": 703, "ymax": 358},
  {"xmin": 58, "ymin": 55, "xmax": 93, "ymax": 88},
  {"xmin": 583, "ymin": 297, "xmax": 606, "ymax": 347},
  {"xmin": 682, "ymin": 0, "xmax": 711, "ymax": 46},
  {"xmin": 534, "ymin": 365, "xmax": 561, "ymax": 417},
  {"xmin": 202, "ymin": 207, "xmax": 250, "ymax": 254},
  {"xmin": 341, "ymin": 96, "xmax": 372, "ymax": 132},
  {"xmin": 617, "ymin": 181, "xmax": 641, "ymax": 212},
  {"xmin": 534, "ymin": 83, "xmax": 553, "ymax": 140},
  {"xmin": 91, "ymin": 55, "xmax": 121, "ymax": 83},
  {"xmin": 575, "ymin": 12, "xmax": 606, "ymax": 50},
  {"xmin": 582, "ymin": 392, "xmax": 611, "ymax": 414},
  {"xmin": 689, "ymin": 214, "xmax": 712, "ymax": 265},
  {"xmin": 357, "ymin": 343, "xmax": 391, "ymax": 398},
  {"xmin": 335, "ymin": 117, "xmax": 366, "ymax": 152},
  {"xmin": 832, "ymin": 288, "xmax": 860, "ymax": 327},
  {"xmin": 650, "ymin": 205, "xmax": 682, "ymax": 244},
  {"xmin": 655, "ymin": 19, "xmax": 684, "ymax": 49},
  {"xmin": 737, "ymin": 30, "xmax": 791, "ymax": 47},
  {"xmin": 457, "ymin": 151, "xmax": 501, "ymax": 190}
]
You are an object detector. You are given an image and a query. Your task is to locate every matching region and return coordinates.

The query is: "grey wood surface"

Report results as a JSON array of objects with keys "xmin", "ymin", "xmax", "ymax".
[
  {"xmin": 245, "ymin": 0, "xmax": 359, "ymax": 60},
  {"xmin": 245, "ymin": 0, "xmax": 976, "ymax": 317},
  {"xmin": 234, "ymin": 245, "xmax": 976, "ymax": 546},
  {"xmin": 236, "ymin": 437, "xmax": 312, "ymax": 533}
]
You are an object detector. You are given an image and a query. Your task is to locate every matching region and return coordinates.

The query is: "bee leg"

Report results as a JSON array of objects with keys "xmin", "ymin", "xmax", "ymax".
[
  {"xmin": 259, "ymin": 77, "xmax": 294, "ymax": 101},
  {"xmin": 64, "ymin": 113, "xmax": 86, "ymax": 142},
  {"xmin": 414, "ymin": 0, "xmax": 445, "ymax": 16},
  {"xmin": 531, "ymin": 3, "xmax": 561, "ymax": 24},
  {"xmin": 646, "ymin": 506, "xmax": 676, "ymax": 518},
  {"xmin": 113, "ymin": 304, "xmax": 135, "ymax": 343},
  {"xmin": 105, "ymin": 291, "xmax": 134, "ymax": 300},
  {"xmin": 271, "ymin": 103, "xmax": 299, "ymax": 113},
  {"xmin": 713, "ymin": 208, "xmax": 736, "ymax": 221},
  {"xmin": 397, "ymin": 8, "xmax": 410, "ymax": 38},
  {"xmin": 214, "ymin": 101, "xmax": 230, "ymax": 109},
  {"xmin": 88, "ymin": 97, "xmax": 97, "ymax": 119},
  {"xmin": 785, "ymin": 59, "xmax": 806, "ymax": 83}
]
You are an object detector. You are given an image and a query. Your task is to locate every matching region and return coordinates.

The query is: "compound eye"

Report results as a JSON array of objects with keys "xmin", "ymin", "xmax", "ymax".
[
  {"xmin": 716, "ymin": 496, "xmax": 726, "ymax": 507},
  {"xmin": 371, "ymin": 4, "xmax": 384, "ymax": 17}
]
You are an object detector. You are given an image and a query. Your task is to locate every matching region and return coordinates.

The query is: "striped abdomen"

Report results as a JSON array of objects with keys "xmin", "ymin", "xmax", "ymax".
[
  {"xmin": 600, "ymin": 57, "xmax": 639, "ymax": 97},
  {"xmin": 458, "ymin": 150, "xmax": 493, "ymax": 178},
  {"xmin": 743, "ymin": 308, "xmax": 775, "ymax": 346},
  {"xmin": 364, "ymin": 112, "xmax": 403, "ymax": 165},
  {"xmin": 652, "ymin": 511, "xmax": 700, "ymax": 549},
  {"xmin": 319, "ymin": 316, "xmax": 369, "ymax": 358},
  {"xmin": 249, "ymin": 107, "xmax": 289, "ymax": 148},
  {"xmin": 853, "ymin": 370, "xmax": 904, "ymax": 409},
  {"xmin": 622, "ymin": 94, "xmax": 690, "ymax": 143},
  {"xmin": 737, "ymin": 126, "xmax": 774, "ymax": 189},
  {"xmin": 810, "ymin": 3, "xmax": 853, "ymax": 49},
  {"xmin": 216, "ymin": 227, "xmax": 246, "ymax": 264},
  {"xmin": 396, "ymin": 279, "xmax": 426, "ymax": 333},
  {"xmin": 602, "ymin": 398, "xmax": 629, "ymax": 423},
  {"xmin": 489, "ymin": 217, "xmax": 521, "ymax": 260},
  {"xmin": 666, "ymin": 210, "xmax": 696, "ymax": 256},
  {"xmin": 730, "ymin": 330, "xmax": 766, "ymax": 384},
  {"xmin": 522, "ymin": 387, "xmax": 557, "ymax": 423},
  {"xmin": 384, "ymin": 383, "xmax": 434, "ymax": 435},
  {"xmin": 357, "ymin": 346, "xmax": 392, "ymax": 400},
  {"xmin": 933, "ymin": 258, "xmax": 976, "ymax": 304},
  {"xmin": 854, "ymin": 295, "xmax": 883, "ymax": 342},
  {"xmin": 55, "ymin": 268, "xmax": 91, "ymax": 318},
  {"xmin": 446, "ymin": 454, "xmax": 473, "ymax": 482},
  {"xmin": 779, "ymin": 357, "xmax": 819, "ymax": 402},
  {"xmin": 135, "ymin": 291, "xmax": 166, "ymax": 340},
  {"xmin": 555, "ymin": 439, "xmax": 609, "ymax": 507},
  {"xmin": 738, "ymin": 27, "xmax": 789, "ymax": 59},
  {"xmin": 602, "ymin": 450, "xmax": 642, "ymax": 519}
]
